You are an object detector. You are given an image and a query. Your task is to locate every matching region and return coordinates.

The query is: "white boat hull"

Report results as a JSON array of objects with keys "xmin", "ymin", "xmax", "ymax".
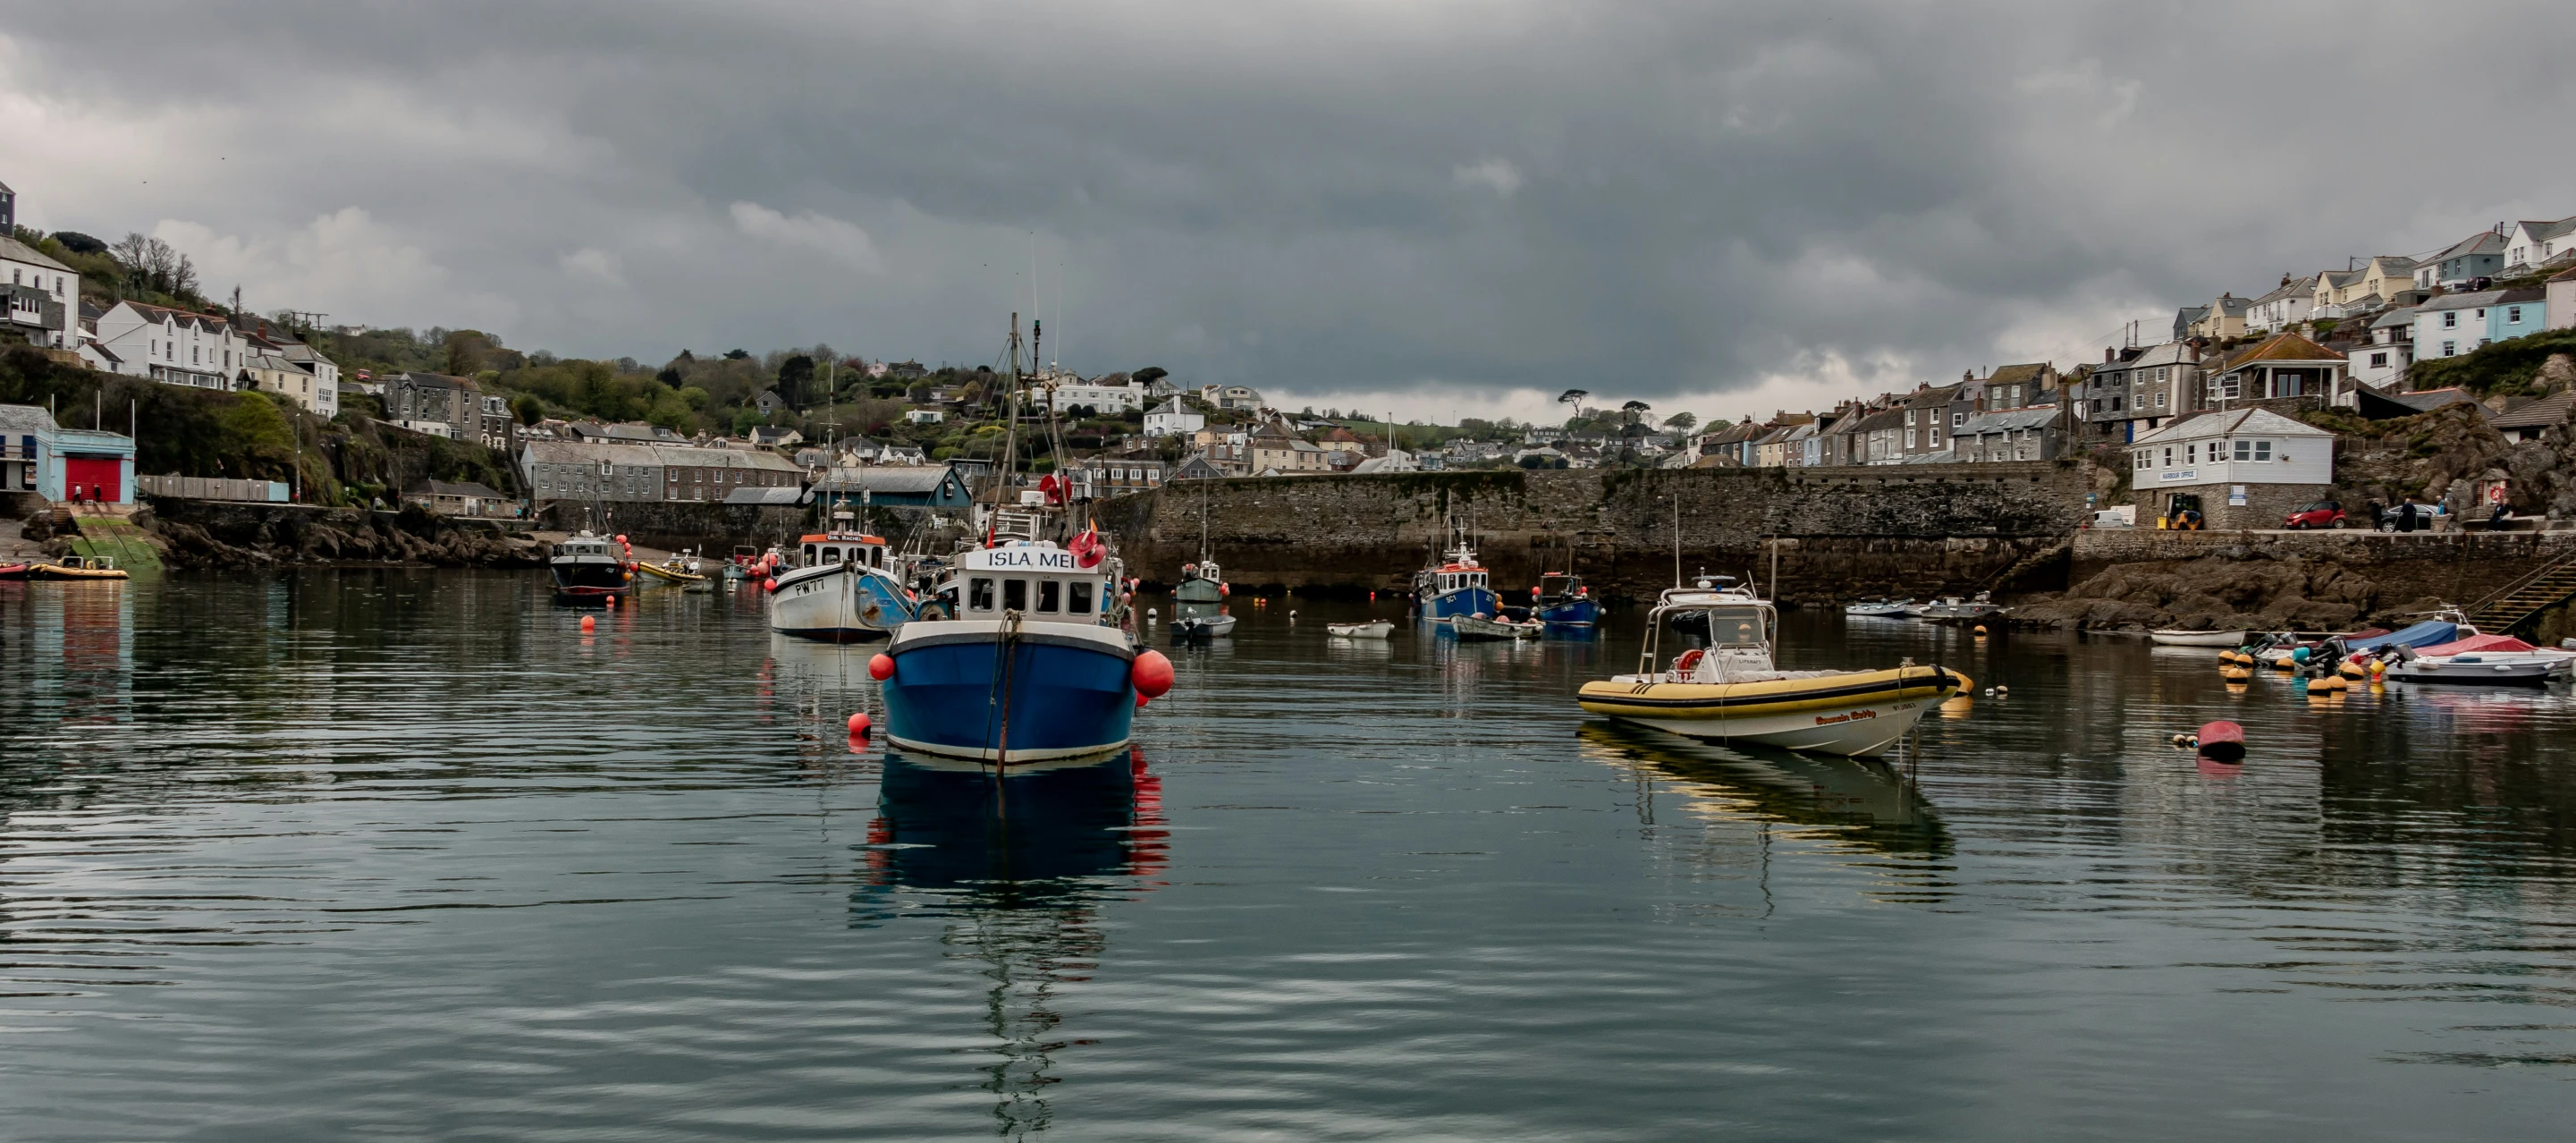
[
  {"xmin": 1171, "ymin": 614, "xmax": 1237, "ymax": 640},
  {"xmin": 1614, "ymin": 701, "xmax": 1933, "ymax": 757},
  {"xmin": 768, "ymin": 565, "xmax": 908, "ymax": 641},
  {"xmin": 2388, "ymin": 655, "xmax": 2573, "ymax": 687},
  {"xmin": 2149, "ymin": 629, "xmax": 2251, "ymax": 648},
  {"xmin": 1328, "ymin": 621, "xmax": 1393, "ymax": 639}
]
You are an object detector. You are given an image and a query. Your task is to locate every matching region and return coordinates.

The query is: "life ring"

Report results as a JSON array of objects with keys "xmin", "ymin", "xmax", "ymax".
[{"xmin": 1673, "ymin": 648, "xmax": 1704, "ymax": 675}]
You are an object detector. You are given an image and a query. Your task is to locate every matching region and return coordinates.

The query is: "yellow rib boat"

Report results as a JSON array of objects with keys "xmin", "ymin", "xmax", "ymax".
[
  {"xmin": 637, "ymin": 555, "xmax": 709, "ymax": 586},
  {"xmin": 1576, "ymin": 577, "xmax": 1966, "ymax": 757},
  {"xmin": 25, "ymin": 555, "xmax": 131, "ymax": 581}
]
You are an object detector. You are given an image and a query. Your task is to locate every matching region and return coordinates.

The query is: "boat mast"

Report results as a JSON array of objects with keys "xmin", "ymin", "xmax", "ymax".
[{"xmin": 996, "ymin": 312, "xmax": 1023, "ymax": 542}]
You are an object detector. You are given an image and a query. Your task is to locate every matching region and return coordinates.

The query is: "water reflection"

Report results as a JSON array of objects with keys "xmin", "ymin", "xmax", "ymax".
[
  {"xmin": 1577, "ymin": 721, "xmax": 1952, "ymax": 861},
  {"xmin": 856, "ymin": 749, "xmax": 1169, "ymax": 1138}
]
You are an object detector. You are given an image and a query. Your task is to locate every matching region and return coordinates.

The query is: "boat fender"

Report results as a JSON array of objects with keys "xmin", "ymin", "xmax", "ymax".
[
  {"xmin": 2291, "ymin": 647, "xmax": 2311, "ymax": 664},
  {"xmin": 1136, "ymin": 692, "xmax": 1150, "ymax": 708},
  {"xmin": 764, "ymin": 577, "xmax": 779, "ymax": 593},
  {"xmin": 847, "ymin": 712, "xmax": 871, "ymax": 735},
  {"xmin": 1994, "ymin": 684, "xmax": 2008, "ymax": 696},
  {"xmin": 1973, "ymin": 625, "xmax": 1989, "ymax": 637},
  {"xmin": 1132, "ymin": 650, "xmax": 1175, "ymax": 698},
  {"xmin": 2196, "ymin": 721, "xmax": 2246, "ymax": 763},
  {"xmin": 1220, "ymin": 583, "xmax": 1229, "ymax": 597},
  {"xmin": 867, "ymin": 654, "xmax": 894, "ymax": 681},
  {"xmin": 1673, "ymin": 648, "xmax": 1704, "ymax": 675},
  {"xmin": 580, "ymin": 615, "xmax": 595, "ymax": 632},
  {"xmin": 616, "ymin": 534, "xmax": 628, "ymax": 545}
]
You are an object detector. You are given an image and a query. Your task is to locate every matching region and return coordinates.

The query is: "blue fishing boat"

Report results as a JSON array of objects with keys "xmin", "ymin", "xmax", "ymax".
[
  {"xmin": 1412, "ymin": 521, "xmax": 1498, "ymax": 623},
  {"xmin": 1530, "ymin": 571, "xmax": 1600, "ymax": 628},
  {"xmin": 879, "ymin": 527, "xmax": 1154, "ymax": 763},
  {"xmin": 766, "ymin": 509, "xmax": 919, "ymax": 641}
]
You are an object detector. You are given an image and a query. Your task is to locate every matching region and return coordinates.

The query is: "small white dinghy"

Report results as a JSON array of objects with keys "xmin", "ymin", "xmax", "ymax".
[
  {"xmin": 1327, "ymin": 620, "xmax": 1394, "ymax": 639},
  {"xmin": 2149, "ymin": 629, "xmax": 2251, "ymax": 648},
  {"xmin": 1452, "ymin": 614, "xmax": 1543, "ymax": 640}
]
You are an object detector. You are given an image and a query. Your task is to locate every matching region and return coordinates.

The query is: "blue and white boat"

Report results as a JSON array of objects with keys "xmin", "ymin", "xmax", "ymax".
[
  {"xmin": 1531, "ymin": 571, "xmax": 1600, "ymax": 628},
  {"xmin": 1412, "ymin": 522, "xmax": 1499, "ymax": 624},
  {"xmin": 879, "ymin": 522, "xmax": 1152, "ymax": 764},
  {"xmin": 767, "ymin": 511, "xmax": 919, "ymax": 641}
]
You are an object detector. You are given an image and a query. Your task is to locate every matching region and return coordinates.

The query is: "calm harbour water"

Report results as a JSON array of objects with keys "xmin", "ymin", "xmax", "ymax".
[{"xmin": 3, "ymin": 570, "xmax": 2574, "ymax": 1140}]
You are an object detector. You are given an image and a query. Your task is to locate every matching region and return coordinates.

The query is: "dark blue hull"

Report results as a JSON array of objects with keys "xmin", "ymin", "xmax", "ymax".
[
  {"xmin": 881, "ymin": 628, "xmax": 1136, "ymax": 762},
  {"xmin": 1418, "ymin": 587, "xmax": 1499, "ymax": 622},
  {"xmin": 1536, "ymin": 598, "xmax": 1600, "ymax": 627}
]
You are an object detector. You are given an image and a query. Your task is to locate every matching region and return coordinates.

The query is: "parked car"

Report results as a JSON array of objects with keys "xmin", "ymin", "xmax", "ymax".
[{"xmin": 2284, "ymin": 500, "xmax": 2346, "ymax": 529}]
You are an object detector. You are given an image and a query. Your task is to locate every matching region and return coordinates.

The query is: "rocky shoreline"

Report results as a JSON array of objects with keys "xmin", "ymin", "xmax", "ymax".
[{"xmin": 22, "ymin": 502, "xmax": 547, "ymax": 571}]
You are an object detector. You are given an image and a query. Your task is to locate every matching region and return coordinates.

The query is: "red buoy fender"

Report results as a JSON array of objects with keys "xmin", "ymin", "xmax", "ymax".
[
  {"xmin": 867, "ymin": 653, "xmax": 895, "ymax": 681},
  {"xmin": 1132, "ymin": 649, "xmax": 1174, "ymax": 698},
  {"xmin": 1135, "ymin": 692, "xmax": 1149, "ymax": 708},
  {"xmin": 763, "ymin": 577, "xmax": 780, "ymax": 593},
  {"xmin": 847, "ymin": 712, "xmax": 871, "ymax": 734},
  {"xmin": 2197, "ymin": 720, "xmax": 2246, "ymax": 763}
]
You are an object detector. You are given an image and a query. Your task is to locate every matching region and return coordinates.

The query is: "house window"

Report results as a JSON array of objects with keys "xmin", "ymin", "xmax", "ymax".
[
  {"xmin": 2155, "ymin": 392, "xmax": 2166, "ymax": 409},
  {"xmin": 2475, "ymin": 309, "xmax": 2486, "ymax": 320},
  {"xmin": 2370, "ymin": 352, "xmax": 2387, "ymax": 368},
  {"xmin": 2443, "ymin": 311, "xmax": 2458, "ymax": 328},
  {"xmin": 2157, "ymin": 368, "xmax": 2168, "ymax": 383},
  {"xmin": 2112, "ymin": 395, "xmax": 2124, "ymax": 411},
  {"xmin": 2508, "ymin": 306, "xmax": 2523, "ymax": 323},
  {"xmin": 2254, "ymin": 441, "xmax": 2272, "ymax": 461},
  {"xmin": 2186, "ymin": 444, "xmax": 2197, "ymax": 464},
  {"xmin": 2442, "ymin": 341, "xmax": 2457, "ymax": 357},
  {"xmin": 2161, "ymin": 447, "xmax": 2172, "ymax": 467},
  {"xmin": 2233, "ymin": 440, "xmax": 2249, "ymax": 461}
]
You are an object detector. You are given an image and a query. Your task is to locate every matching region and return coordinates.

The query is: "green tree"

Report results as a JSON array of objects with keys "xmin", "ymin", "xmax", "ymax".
[
  {"xmin": 511, "ymin": 393, "xmax": 544, "ymax": 426},
  {"xmin": 1663, "ymin": 411, "xmax": 1697, "ymax": 433},
  {"xmin": 777, "ymin": 354, "xmax": 815, "ymax": 407}
]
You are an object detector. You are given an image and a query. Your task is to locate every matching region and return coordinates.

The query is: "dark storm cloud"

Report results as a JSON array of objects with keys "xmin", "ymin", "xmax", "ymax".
[{"xmin": 6, "ymin": 2, "xmax": 2572, "ymax": 414}]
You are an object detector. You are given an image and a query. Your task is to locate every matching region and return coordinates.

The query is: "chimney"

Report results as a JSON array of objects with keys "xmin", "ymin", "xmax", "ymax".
[
  {"xmin": 1963, "ymin": 369, "xmax": 1974, "ymax": 384},
  {"xmin": 2105, "ymin": 347, "xmax": 2114, "ymax": 363}
]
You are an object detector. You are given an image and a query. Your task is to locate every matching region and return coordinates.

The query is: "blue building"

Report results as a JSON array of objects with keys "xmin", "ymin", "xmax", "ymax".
[
  {"xmin": 0, "ymin": 403, "xmax": 137, "ymax": 505},
  {"xmin": 2412, "ymin": 288, "xmax": 2548, "ymax": 361}
]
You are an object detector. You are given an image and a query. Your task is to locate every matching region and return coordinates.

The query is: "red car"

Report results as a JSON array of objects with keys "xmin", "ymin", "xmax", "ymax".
[{"xmin": 2283, "ymin": 500, "xmax": 2345, "ymax": 529}]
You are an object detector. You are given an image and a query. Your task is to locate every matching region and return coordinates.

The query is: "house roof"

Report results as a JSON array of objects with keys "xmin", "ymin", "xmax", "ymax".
[
  {"xmin": 2417, "ymin": 287, "xmax": 2546, "ymax": 312},
  {"xmin": 2213, "ymin": 294, "xmax": 2252, "ymax": 317},
  {"xmin": 2131, "ymin": 406, "xmax": 2330, "ymax": 446},
  {"xmin": 408, "ymin": 479, "xmax": 507, "ymax": 499},
  {"xmin": 1984, "ymin": 362, "xmax": 2052, "ymax": 386},
  {"xmin": 725, "ymin": 487, "xmax": 807, "ymax": 505},
  {"xmin": 2370, "ymin": 306, "xmax": 2420, "ymax": 329},
  {"xmin": 1959, "ymin": 407, "xmax": 2061, "ymax": 434},
  {"xmin": 2249, "ymin": 280, "xmax": 2312, "ymax": 306},
  {"xmin": 2488, "ymin": 391, "xmax": 2576, "ymax": 431},
  {"xmin": 0, "ymin": 403, "xmax": 59, "ymax": 432},
  {"xmin": 2428, "ymin": 231, "xmax": 2507, "ymax": 262},
  {"xmin": 812, "ymin": 465, "xmax": 959, "ymax": 495},
  {"xmin": 2513, "ymin": 216, "xmax": 2576, "ymax": 245},
  {"xmin": 0, "ymin": 233, "xmax": 72, "ymax": 272},
  {"xmin": 398, "ymin": 370, "xmax": 476, "ymax": 390},
  {"xmin": 2217, "ymin": 331, "xmax": 2344, "ymax": 370}
]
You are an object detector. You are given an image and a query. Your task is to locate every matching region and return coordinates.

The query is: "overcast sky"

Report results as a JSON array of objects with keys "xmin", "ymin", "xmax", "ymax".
[{"xmin": 4, "ymin": 2, "xmax": 2572, "ymax": 424}]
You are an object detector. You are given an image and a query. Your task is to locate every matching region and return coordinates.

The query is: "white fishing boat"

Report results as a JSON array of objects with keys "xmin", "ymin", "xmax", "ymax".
[
  {"xmin": 1844, "ymin": 598, "xmax": 1912, "ymax": 617},
  {"xmin": 765, "ymin": 510, "xmax": 918, "ymax": 642},
  {"xmin": 1327, "ymin": 620, "xmax": 1394, "ymax": 639},
  {"xmin": 1171, "ymin": 481, "xmax": 1237, "ymax": 643},
  {"xmin": 1576, "ymin": 576, "xmax": 1968, "ymax": 757},
  {"xmin": 2149, "ymin": 629, "xmax": 2251, "ymax": 648}
]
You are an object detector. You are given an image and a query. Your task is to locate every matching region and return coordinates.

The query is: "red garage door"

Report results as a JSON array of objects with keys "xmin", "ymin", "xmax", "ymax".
[{"xmin": 65, "ymin": 457, "xmax": 122, "ymax": 502}]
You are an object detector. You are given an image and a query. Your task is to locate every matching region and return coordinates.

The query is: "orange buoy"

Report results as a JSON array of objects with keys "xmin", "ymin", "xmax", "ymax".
[
  {"xmin": 615, "ymin": 534, "xmax": 628, "ymax": 545},
  {"xmin": 847, "ymin": 712, "xmax": 871, "ymax": 735},
  {"xmin": 764, "ymin": 577, "xmax": 779, "ymax": 593},
  {"xmin": 607, "ymin": 594, "xmax": 619, "ymax": 606},
  {"xmin": 1132, "ymin": 649, "xmax": 1174, "ymax": 698},
  {"xmin": 580, "ymin": 614, "xmax": 595, "ymax": 631},
  {"xmin": 867, "ymin": 653, "xmax": 894, "ymax": 681}
]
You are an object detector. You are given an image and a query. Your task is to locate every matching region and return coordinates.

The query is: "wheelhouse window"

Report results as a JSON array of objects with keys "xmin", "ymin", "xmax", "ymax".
[
  {"xmin": 1003, "ymin": 579, "xmax": 1027, "ymax": 611},
  {"xmin": 1702, "ymin": 605, "xmax": 1768, "ymax": 648},
  {"xmin": 803, "ymin": 544, "xmax": 818, "ymax": 563},
  {"xmin": 1069, "ymin": 581, "xmax": 1094, "ymax": 614},
  {"xmin": 1037, "ymin": 580, "xmax": 1061, "ymax": 613},
  {"xmin": 822, "ymin": 546, "xmax": 841, "ymax": 563},
  {"xmin": 969, "ymin": 577, "xmax": 995, "ymax": 612}
]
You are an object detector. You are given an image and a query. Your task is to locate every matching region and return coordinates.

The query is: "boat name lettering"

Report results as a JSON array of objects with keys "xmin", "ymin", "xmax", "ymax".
[
  {"xmin": 980, "ymin": 549, "xmax": 1078, "ymax": 570},
  {"xmin": 1812, "ymin": 709, "xmax": 1879, "ymax": 726}
]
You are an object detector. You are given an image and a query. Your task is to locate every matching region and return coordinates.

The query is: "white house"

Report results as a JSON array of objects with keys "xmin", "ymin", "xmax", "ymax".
[
  {"xmin": 2504, "ymin": 215, "xmax": 2576, "ymax": 275},
  {"xmin": 87, "ymin": 301, "xmax": 246, "ymax": 391},
  {"xmin": 2243, "ymin": 278, "xmax": 2315, "ymax": 334},
  {"xmin": 2128, "ymin": 408, "xmax": 2335, "ymax": 529},
  {"xmin": 905, "ymin": 408, "xmax": 945, "ymax": 425},
  {"xmin": 2416, "ymin": 230, "xmax": 2509, "ymax": 289},
  {"xmin": 1047, "ymin": 384, "xmax": 1144, "ymax": 415},
  {"xmin": 1143, "ymin": 397, "xmax": 1204, "ymax": 437},
  {"xmin": 2549, "ymin": 265, "xmax": 2576, "ymax": 331},
  {"xmin": 2350, "ymin": 308, "xmax": 2415, "ymax": 391},
  {"xmin": 1, "ymin": 233, "xmax": 75, "ymax": 351},
  {"xmin": 1350, "ymin": 447, "xmax": 1418, "ymax": 474},
  {"xmin": 240, "ymin": 351, "xmax": 336, "ymax": 417},
  {"xmin": 1197, "ymin": 384, "xmax": 1263, "ymax": 411}
]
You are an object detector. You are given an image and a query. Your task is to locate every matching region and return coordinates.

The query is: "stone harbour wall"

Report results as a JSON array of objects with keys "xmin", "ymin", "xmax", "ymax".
[{"xmin": 1090, "ymin": 463, "xmax": 2095, "ymax": 602}]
